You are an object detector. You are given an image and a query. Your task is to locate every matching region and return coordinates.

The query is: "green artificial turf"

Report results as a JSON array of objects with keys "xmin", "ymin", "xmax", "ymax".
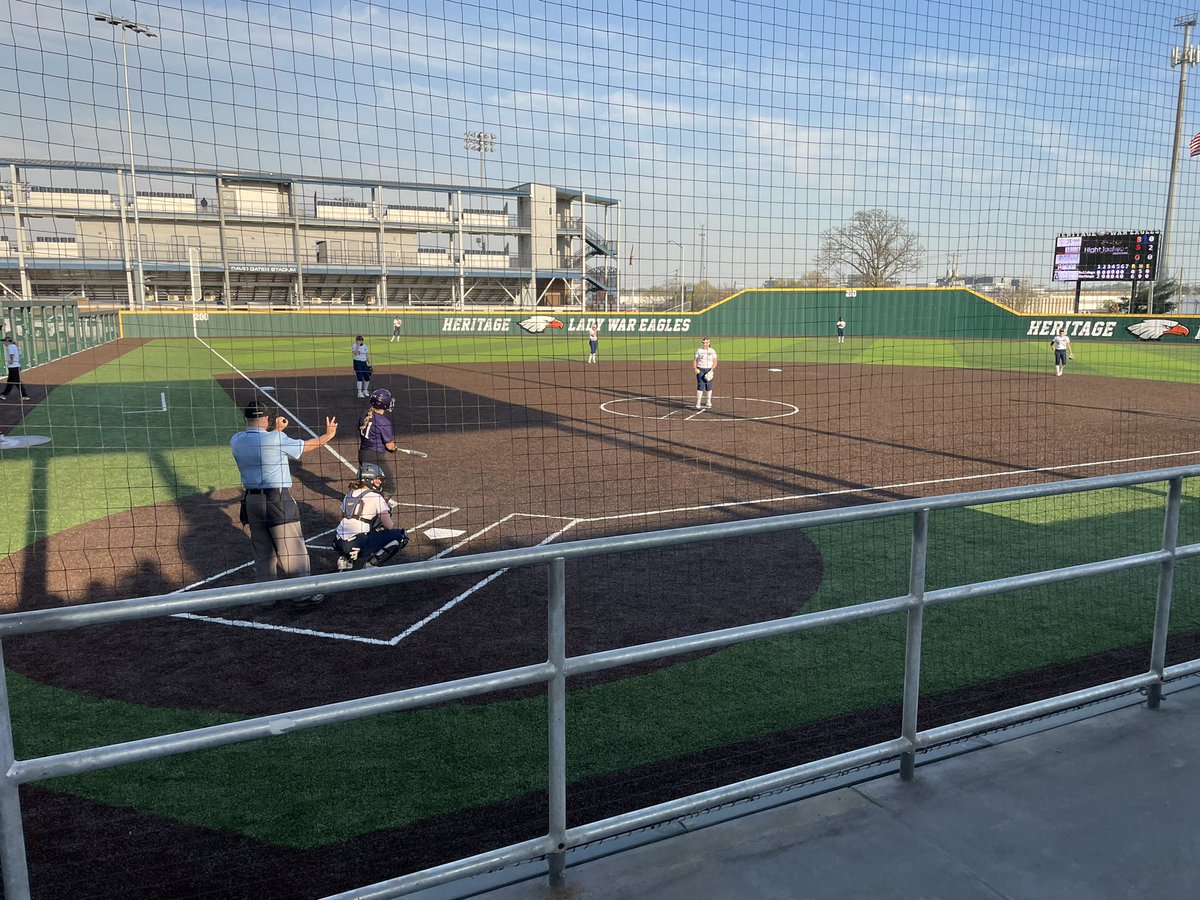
[{"xmin": 3, "ymin": 333, "xmax": 1200, "ymax": 847}]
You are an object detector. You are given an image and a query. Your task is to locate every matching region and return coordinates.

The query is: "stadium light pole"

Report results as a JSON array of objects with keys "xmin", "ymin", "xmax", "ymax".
[
  {"xmin": 95, "ymin": 12, "xmax": 156, "ymax": 310},
  {"xmin": 463, "ymin": 130, "xmax": 496, "ymax": 187},
  {"xmin": 1161, "ymin": 13, "xmax": 1197, "ymax": 317},
  {"xmin": 668, "ymin": 239, "xmax": 686, "ymax": 311}
]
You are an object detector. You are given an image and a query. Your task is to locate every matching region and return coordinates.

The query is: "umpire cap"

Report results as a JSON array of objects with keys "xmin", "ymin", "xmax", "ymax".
[{"xmin": 243, "ymin": 400, "xmax": 270, "ymax": 418}]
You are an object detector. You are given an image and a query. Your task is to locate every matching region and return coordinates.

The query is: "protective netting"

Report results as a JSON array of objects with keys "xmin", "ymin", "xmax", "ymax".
[{"xmin": 3, "ymin": 1, "xmax": 1200, "ymax": 896}]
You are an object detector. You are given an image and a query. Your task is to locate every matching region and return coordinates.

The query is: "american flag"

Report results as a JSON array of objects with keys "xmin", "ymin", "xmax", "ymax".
[{"xmin": 1191, "ymin": 131, "xmax": 1200, "ymax": 157}]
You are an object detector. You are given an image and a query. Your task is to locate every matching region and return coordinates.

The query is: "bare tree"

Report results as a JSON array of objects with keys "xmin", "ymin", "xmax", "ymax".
[{"xmin": 815, "ymin": 209, "xmax": 924, "ymax": 287}]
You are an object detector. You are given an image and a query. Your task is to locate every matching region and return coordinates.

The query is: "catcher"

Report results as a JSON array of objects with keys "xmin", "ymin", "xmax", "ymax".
[{"xmin": 333, "ymin": 463, "xmax": 409, "ymax": 571}]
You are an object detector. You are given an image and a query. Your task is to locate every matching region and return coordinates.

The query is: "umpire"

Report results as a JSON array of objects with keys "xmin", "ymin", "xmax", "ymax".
[{"xmin": 231, "ymin": 400, "xmax": 337, "ymax": 607}]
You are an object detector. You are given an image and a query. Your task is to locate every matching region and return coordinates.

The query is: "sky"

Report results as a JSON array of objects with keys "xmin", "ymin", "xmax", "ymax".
[{"xmin": 2, "ymin": 0, "xmax": 1199, "ymax": 290}]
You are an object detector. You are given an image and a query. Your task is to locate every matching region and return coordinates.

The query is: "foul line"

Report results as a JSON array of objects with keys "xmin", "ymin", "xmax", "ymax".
[
  {"xmin": 193, "ymin": 332, "xmax": 357, "ymax": 475},
  {"xmin": 572, "ymin": 448, "xmax": 1200, "ymax": 526},
  {"xmin": 166, "ymin": 400, "xmax": 1200, "ymax": 648}
]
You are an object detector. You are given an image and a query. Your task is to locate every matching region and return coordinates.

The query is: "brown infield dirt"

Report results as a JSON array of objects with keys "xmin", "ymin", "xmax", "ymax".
[{"xmin": 3, "ymin": 347, "xmax": 1200, "ymax": 898}]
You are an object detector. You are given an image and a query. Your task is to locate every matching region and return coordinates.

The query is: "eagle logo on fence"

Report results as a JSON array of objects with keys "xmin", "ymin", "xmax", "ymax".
[
  {"xmin": 517, "ymin": 316, "xmax": 564, "ymax": 334},
  {"xmin": 1126, "ymin": 319, "xmax": 1190, "ymax": 341}
]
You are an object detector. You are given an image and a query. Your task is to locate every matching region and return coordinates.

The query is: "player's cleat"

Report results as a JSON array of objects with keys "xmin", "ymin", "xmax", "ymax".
[
  {"xmin": 336, "ymin": 555, "xmax": 354, "ymax": 571},
  {"xmin": 289, "ymin": 593, "xmax": 325, "ymax": 609}
]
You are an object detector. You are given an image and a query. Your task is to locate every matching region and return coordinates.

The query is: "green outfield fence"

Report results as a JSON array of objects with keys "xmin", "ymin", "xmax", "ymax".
[
  {"xmin": 117, "ymin": 289, "xmax": 1200, "ymax": 344},
  {"xmin": 1, "ymin": 300, "xmax": 119, "ymax": 367}
]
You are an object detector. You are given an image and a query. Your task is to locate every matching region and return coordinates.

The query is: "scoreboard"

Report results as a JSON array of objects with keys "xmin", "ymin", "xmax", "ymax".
[{"xmin": 1052, "ymin": 232, "xmax": 1159, "ymax": 282}]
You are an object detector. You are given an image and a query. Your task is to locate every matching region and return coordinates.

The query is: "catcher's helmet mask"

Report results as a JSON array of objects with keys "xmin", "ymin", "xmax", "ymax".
[
  {"xmin": 369, "ymin": 388, "xmax": 395, "ymax": 412},
  {"xmin": 357, "ymin": 462, "xmax": 386, "ymax": 490}
]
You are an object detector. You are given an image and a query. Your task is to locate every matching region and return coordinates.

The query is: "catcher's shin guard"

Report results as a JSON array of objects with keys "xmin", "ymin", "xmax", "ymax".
[{"xmin": 366, "ymin": 529, "xmax": 409, "ymax": 568}]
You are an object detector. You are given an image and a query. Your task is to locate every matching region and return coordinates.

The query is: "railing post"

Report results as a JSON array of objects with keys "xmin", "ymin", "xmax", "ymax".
[
  {"xmin": 1148, "ymin": 477, "xmax": 1183, "ymax": 709},
  {"xmin": 546, "ymin": 558, "xmax": 568, "ymax": 885},
  {"xmin": 900, "ymin": 509, "xmax": 929, "ymax": 780},
  {"xmin": 0, "ymin": 641, "xmax": 32, "ymax": 900}
]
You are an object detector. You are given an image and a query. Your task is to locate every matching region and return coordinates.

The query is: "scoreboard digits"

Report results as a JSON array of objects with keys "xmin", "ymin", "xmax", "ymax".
[{"xmin": 1052, "ymin": 232, "xmax": 1159, "ymax": 282}]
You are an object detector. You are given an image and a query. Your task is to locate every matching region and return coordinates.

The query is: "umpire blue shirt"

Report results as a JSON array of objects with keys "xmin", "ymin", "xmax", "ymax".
[{"xmin": 230, "ymin": 428, "xmax": 305, "ymax": 488}]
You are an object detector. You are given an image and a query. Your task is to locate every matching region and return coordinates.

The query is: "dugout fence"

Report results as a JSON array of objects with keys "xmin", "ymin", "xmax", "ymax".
[
  {"xmin": 1, "ymin": 466, "xmax": 1199, "ymax": 898},
  {"xmin": 1, "ymin": 299, "xmax": 119, "ymax": 367}
]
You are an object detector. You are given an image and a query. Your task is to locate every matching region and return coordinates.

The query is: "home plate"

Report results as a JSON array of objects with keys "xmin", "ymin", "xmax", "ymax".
[
  {"xmin": 0, "ymin": 435, "xmax": 52, "ymax": 448},
  {"xmin": 424, "ymin": 527, "xmax": 466, "ymax": 540}
]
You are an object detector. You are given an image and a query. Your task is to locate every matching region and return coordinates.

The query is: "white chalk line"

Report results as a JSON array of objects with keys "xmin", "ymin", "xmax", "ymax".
[
  {"xmin": 175, "ymin": 338, "xmax": 1200, "ymax": 649},
  {"xmin": 307, "ymin": 506, "xmax": 459, "ymax": 552},
  {"xmin": 168, "ymin": 448, "xmax": 1200, "ymax": 646},
  {"xmin": 388, "ymin": 518, "xmax": 580, "ymax": 646},
  {"xmin": 171, "ymin": 513, "xmax": 578, "ymax": 647},
  {"xmin": 572, "ymin": 449, "xmax": 1200, "ymax": 526},
  {"xmin": 194, "ymin": 332, "xmax": 358, "ymax": 474},
  {"xmin": 173, "ymin": 505, "xmax": 458, "ymax": 592},
  {"xmin": 121, "ymin": 390, "xmax": 169, "ymax": 415}
]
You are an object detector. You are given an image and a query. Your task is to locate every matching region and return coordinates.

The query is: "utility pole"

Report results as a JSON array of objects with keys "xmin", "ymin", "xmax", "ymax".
[{"xmin": 668, "ymin": 239, "xmax": 686, "ymax": 311}]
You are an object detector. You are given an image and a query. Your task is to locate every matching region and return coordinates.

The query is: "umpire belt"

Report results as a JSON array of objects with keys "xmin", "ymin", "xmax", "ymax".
[{"xmin": 244, "ymin": 487, "xmax": 290, "ymax": 496}]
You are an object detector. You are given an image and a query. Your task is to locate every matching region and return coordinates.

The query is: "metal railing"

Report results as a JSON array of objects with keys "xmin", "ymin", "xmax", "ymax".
[{"xmin": 1, "ymin": 466, "xmax": 1199, "ymax": 898}]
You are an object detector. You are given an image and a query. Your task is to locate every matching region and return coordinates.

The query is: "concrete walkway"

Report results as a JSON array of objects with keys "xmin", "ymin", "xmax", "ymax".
[{"xmin": 444, "ymin": 680, "xmax": 1200, "ymax": 900}]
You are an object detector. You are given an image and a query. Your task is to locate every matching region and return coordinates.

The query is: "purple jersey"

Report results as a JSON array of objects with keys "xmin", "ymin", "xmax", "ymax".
[{"xmin": 358, "ymin": 410, "xmax": 394, "ymax": 452}]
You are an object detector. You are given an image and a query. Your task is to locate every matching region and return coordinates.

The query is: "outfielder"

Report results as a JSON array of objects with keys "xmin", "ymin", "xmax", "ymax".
[
  {"xmin": 1050, "ymin": 328, "xmax": 1073, "ymax": 376},
  {"xmin": 333, "ymin": 463, "xmax": 409, "ymax": 570},
  {"xmin": 693, "ymin": 337, "xmax": 717, "ymax": 409},
  {"xmin": 587, "ymin": 321, "xmax": 599, "ymax": 364}
]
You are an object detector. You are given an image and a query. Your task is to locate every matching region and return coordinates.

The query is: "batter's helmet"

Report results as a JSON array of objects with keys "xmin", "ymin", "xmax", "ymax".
[{"xmin": 369, "ymin": 388, "xmax": 395, "ymax": 412}]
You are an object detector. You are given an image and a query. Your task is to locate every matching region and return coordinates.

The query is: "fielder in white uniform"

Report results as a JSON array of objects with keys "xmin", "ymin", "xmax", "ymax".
[
  {"xmin": 1050, "ymin": 329, "xmax": 1073, "ymax": 376},
  {"xmin": 693, "ymin": 338, "xmax": 718, "ymax": 409},
  {"xmin": 587, "ymin": 322, "xmax": 599, "ymax": 364}
]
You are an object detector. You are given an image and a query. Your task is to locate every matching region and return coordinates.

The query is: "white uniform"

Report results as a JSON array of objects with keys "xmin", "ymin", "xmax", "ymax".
[
  {"xmin": 352, "ymin": 340, "xmax": 371, "ymax": 396},
  {"xmin": 336, "ymin": 487, "xmax": 390, "ymax": 540},
  {"xmin": 1051, "ymin": 333, "xmax": 1071, "ymax": 375},
  {"xmin": 693, "ymin": 343, "xmax": 718, "ymax": 409}
]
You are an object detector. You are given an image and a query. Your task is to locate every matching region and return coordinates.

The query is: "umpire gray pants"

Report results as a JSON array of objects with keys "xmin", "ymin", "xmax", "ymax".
[{"xmin": 244, "ymin": 489, "xmax": 311, "ymax": 581}]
